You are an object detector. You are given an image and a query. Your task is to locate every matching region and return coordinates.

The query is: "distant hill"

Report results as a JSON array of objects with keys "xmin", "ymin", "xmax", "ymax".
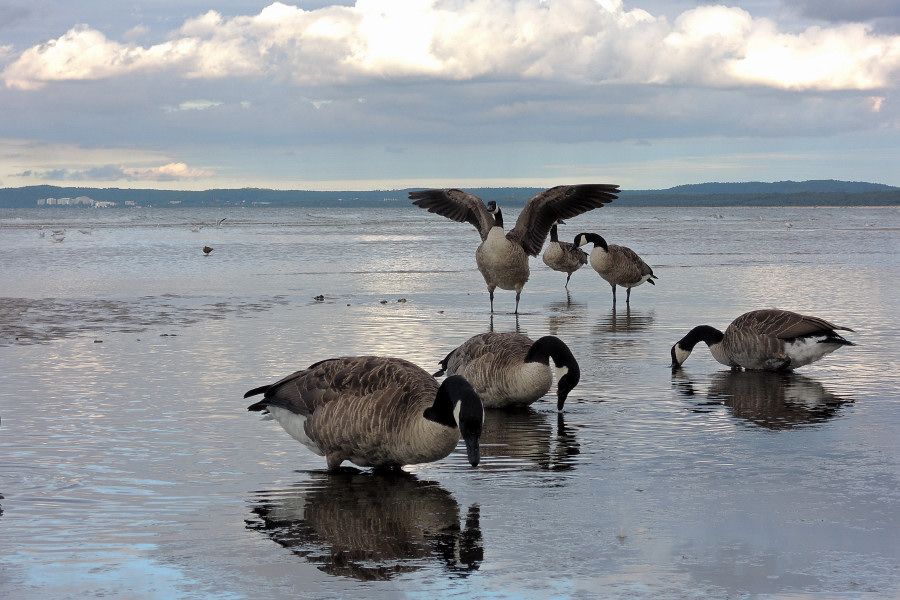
[
  {"xmin": 618, "ymin": 179, "xmax": 900, "ymax": 207},
  {"xmin": 648, "ymin": 180, "xmax": 898, "ymax": 195},
  {"xmin": 1, "ymin": 180, "xmax": 898, "ymax": 208}
]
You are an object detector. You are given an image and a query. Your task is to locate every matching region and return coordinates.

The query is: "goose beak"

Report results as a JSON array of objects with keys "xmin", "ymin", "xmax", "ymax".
[
  {"xmin": 458, "ymin": 414, "xmax": 482, "ymax": 467},
  {"xmin": 556, "ymin": 368, "xmax": 579, "ymax": 412},
  {"xmin": 465, "ymin": 437, "xmax": 481, "ymax": 467}
]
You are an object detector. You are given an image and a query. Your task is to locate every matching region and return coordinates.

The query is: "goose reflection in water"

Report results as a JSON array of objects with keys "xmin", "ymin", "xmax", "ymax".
[
  {"xmin": 480, "ymin": 409, "xmax": 580, "ymax": 471},
  {"xmin": 246, "ymin": 471, "xmax": 482, "ymax": 581},
  {"xmin": 593, "ymin": 306, "xmax": 655, "ymax": 334},
  {"xmin": 546, "ymin": 295, "xmax": 588, "ymax": 335},
  {"xmin": 674, "ymin": 370, "xmax": 853, "ymax": 429}
]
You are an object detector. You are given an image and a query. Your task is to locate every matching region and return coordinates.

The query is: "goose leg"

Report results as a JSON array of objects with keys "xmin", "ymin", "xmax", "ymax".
[
  {"xmin": 610, "ymin": 283, "xmax": 617, "ymax": 306},
  {"xmin": 514, "ymin": 290, "xmax": 521, "ymax": 314},
  {"xmin": 488, "ymin": 286, "xmax": 495, "ymax": 313},
  {"xmin": 326, "ymin": 453, "xmax": 346, "ymax": 471},
  {"xmin": 565, "ymin": 273, "xmax": 572, "ymax": 289},
  {"xmin": 626, "ymin": 287, "xmax": 632, "ymax": 304}
]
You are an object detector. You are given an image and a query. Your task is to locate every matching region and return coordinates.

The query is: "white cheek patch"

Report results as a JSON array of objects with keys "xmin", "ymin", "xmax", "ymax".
[
  {"xmin": 674, "ymin": 346, "xmax": 691, "ymax": 365},
  {"xmin": 453, "ymin": 401, "xmax": 462, "ymax": 430},
  {"xmin": 555, "ymin": 365, "xmax": 569, "ymax": 381}
]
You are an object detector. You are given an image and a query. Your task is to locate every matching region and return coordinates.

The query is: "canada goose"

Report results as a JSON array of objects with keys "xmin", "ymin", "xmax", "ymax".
[
  {"xmin": 542, "ymin": 220, "xmax": 588, "ymax": 289},
  {"xmin": 433, "ymin": 332, "xmax": 580, "ymax": 411},
  {"xmin": 246, "ymin": 356, "xmax": 484, "ymax": 470},
  {"xmin": 574, "ymin": 232, "xmax": 657, "ymax": 305},
  {"xmin": 411, "ymin": 185, "xmax": 618, "ymax": 313},
  {"xmin": 670, "ymin": 309, "xmax": 855, "ymax": 371}
]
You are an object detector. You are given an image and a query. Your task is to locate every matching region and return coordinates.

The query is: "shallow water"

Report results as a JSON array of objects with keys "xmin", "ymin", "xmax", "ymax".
[{"xmin": 1, "ymin": 204, "xmax": 899, "ymax": 599}]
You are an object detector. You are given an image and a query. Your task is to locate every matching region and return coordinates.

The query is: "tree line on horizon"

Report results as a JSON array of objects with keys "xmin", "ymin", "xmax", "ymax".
[{"xmin": 1, "ymin": 180, "xmax": 898, "ymax": 208}]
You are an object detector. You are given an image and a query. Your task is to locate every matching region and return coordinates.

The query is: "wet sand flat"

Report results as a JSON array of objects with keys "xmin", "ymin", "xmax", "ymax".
[{"xmin": 1, "ymin": 205, "xmax": 898, "ymax": 599}]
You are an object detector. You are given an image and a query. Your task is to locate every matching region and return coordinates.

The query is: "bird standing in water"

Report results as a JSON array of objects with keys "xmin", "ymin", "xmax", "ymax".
[
  {"xmin": 670, "ymin": 309, "xmax": 855, "ymax": 371},
  {"xmin": 411, "ymin": 184, "xmax": 618, "ymax": 313},
  {"xmin": 542, "ymin": 220, "xmax": 588, "ymax": 289}
]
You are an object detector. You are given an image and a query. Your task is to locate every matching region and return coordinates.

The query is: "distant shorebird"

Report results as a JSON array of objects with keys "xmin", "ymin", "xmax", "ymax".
[
  {"xmin": 671, "ymin": 309, "xmax": 855, "ymax": 371},
  {"xmin": 203, "ymin": 246, "xmax": 213, "ymax": 255},
  {"xmin": 574, "ymin": 232, "xmax": 657, "ymax": 305},
  {"xmin": 542, "ymin": 220, "xmax": 588, "ymax": 289},
  {"xmin": 410, "ymin": 184, "xmax": 619, "ymax": 313}
]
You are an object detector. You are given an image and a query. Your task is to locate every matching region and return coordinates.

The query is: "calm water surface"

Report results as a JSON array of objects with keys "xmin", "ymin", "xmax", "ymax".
[{"xmin": 1, "ymin": 204, "xmax": 898, "ymax": 599}]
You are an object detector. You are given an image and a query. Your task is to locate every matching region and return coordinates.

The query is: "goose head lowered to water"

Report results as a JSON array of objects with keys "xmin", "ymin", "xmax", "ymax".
[
  {"xmin": 671, "ymin": 309, "xmax": 855, "ymax": 371},
  {"xmin": 246, "ymin": 356, "xmax": 484, "ymax": 471},
  {"xmin": 433, "ymin": 332, "xmax": 581, "ymax": 411}
]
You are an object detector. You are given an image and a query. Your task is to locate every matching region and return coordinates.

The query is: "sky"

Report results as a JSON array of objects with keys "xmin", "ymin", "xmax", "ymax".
[{"xmin": 1, "ymin": 0, "xmax": 899, "ymax": 191}]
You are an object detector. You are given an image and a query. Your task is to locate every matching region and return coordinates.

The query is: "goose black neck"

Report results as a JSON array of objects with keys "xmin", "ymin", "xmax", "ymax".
[
  {"xmin": 526, "ymin": 336, "xmax": 578, "ymax": 370},
  {"xmin": 424, "ymin": 375, "xmax": 481, "ymax": 428},
  {"xmin": 575, "ymin": 232, "xmax": 607, "ymax": 251},
  {"xmin": 549, "ymin": 224, "xmax": 559, "ymax": 242},
  {"xmin": 527, "ymin": 336, "xmax": 581, "ymax": 411},
  {"xmin": 492, "ymin": 207, "xmax": 504, "ymax": 228},
  {"xmin": 678, "ymin": 325, "xmax": 724, "ymax": 350}
]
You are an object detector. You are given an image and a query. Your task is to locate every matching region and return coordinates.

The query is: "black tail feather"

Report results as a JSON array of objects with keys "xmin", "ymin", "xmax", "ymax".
[
  {"xmin": 244, "ymin": 384, "xmax": 270, "ymax": 399},
  {"xmin": 247, "ymin": 399, "xmax": 270, "ymax": 412}
]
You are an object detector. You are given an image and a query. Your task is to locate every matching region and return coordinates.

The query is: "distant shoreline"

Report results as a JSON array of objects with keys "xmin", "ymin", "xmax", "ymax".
[{"xmin": 1, "ymin": 180, "xmax": 898, "ymax": 208}]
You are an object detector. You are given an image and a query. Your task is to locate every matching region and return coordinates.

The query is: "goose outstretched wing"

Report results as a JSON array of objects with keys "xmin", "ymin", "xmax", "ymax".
[
  {"xmin": 509, "ymin": 184, "xmax": 619, "ymax": 256},
  {"xmin": 410, "ymin": 189, "xmax": 496, "ymax": 241}
]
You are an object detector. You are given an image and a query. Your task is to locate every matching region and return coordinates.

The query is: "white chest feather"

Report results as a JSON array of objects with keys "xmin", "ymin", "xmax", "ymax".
[
  {"xmin": 477, "ymin": 228, "xmax": 528, "ymax": 289},
  {"xmin": 482, "ymin": 362, "xmax": 552, "ymax": 408},
  {"xmin": 543, "ymin": 242, "xmax": 564, "ymax": 263},
  {"xmin": 589, "ymin": 246, "xmax": 609, "ymax": 264},
  {"xmin": 266, "ymin": 406, "xmax": 323, "ymax": 456},
  {"xmin": 783, "ymin": 336, "xmax": 839, "ymax": 368},
  {"xmin": 708, "ymin": 342, "xmax": 735, "ymax": 367},
  {"xmin": 480, "ymin": 229, "xmax": 520, "ymax": 265}
]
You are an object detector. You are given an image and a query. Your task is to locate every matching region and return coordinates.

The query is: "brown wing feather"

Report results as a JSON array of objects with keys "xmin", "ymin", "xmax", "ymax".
[
  {"xmin": 247, "ymin": 357, "xmax": 436, "ymax": 417},
  {"xmin": 509, "ymin": 184, "xmax": 619, "ymax": 256},
  {"xmin": 732, "ymin": 309, "xmax": 854, "ymax": 340},
  {"xmin": 444, "ymin": 332, "xmax": 533, "ymax": 376},
  {"xmin": 409, "ymin": 189, "xmax": 496, "ymax": 241},
  {"xmin": 559, "ymin": 241, "xmax": 589, "ymax": 266}
]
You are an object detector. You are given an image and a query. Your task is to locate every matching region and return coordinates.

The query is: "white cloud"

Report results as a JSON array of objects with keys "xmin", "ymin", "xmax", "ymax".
[
  {"xmin": 3, "ymin": 0, "xmax": 899, "ymax": 92},
  {"xmin": 122, "ymin": 162, "xmax": 214, "ymax": 180},
  {"xmin": 164, "ymin": 99, "xmax": 224, "ymax": 112},
  {"xmin": 0, "ymin": 139, "xmax": 215, "ymax": 183},
  {"xmin": 16, "ymin": 162, "xmax": 214, "ymax": 182}
]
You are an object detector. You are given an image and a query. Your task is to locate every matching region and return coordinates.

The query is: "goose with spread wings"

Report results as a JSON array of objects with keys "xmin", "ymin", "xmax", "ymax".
[{"xmin": 410, "ymin": 184, "xmax": 619, "ymax": 313}]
